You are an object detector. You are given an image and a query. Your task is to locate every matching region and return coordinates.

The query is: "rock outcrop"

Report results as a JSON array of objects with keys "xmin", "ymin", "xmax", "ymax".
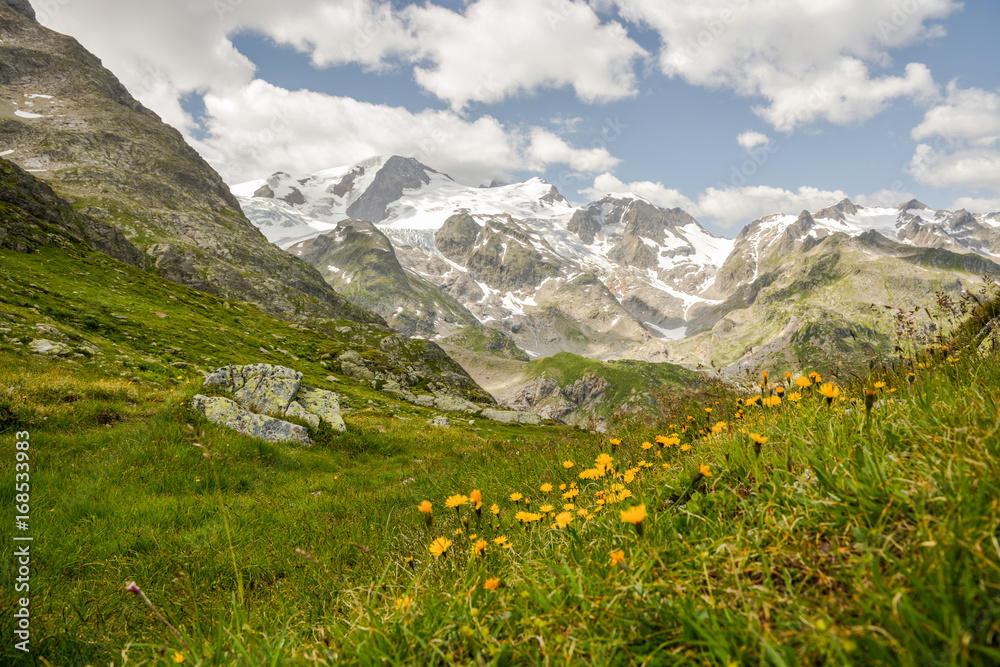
[{"xmin": 194, "ymin": 363, "xmax": 347, "ymax": 444}]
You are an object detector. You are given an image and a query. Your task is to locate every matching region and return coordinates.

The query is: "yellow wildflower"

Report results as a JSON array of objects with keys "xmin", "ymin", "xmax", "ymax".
[
  {"xmin": 554, "ymin": 511, "xmax": 573, "ymax": 528},
  {"xmin": 540, "ymin": 483, "xmax": 553, "ymax": 493},
  {"xmin": 562, "ymin": 460, "xmax": 574, "ymax": 469},
  {"xmin": 428, "ymin": 537, "xmax": 452, "ymax": 557},
  {"xmin": 484, "ymin": 578, "xmax": 500, "ymax": 591}
]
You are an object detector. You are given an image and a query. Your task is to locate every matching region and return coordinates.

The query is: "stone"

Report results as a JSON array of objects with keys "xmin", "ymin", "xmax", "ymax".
[
  {"xmin": 192, "ymin": 395, "xmax": 311, "ymax": 445},
  {"xmin": 29, "ymin": 339, "xmax": 71, "ymax": 356},
  {"xmin": 433, "ymin": 394, "xmax": 481, "ymax": 414},
  {"xmin": 284, "ymin": 401, "xmax": 320, "ymax": 429},
  {"xmin": 338, "ymin": 350, "xmax": 375, "ymax": 381},
  {"xmin": 430, "ymin": 416, "xmax": 450, "ymax": 428},
  {"xmin": 480, "ymin": 408, "xmax": 543, "ymax": 426},
  {"xmin": 295, "ymin": 385, "xmax": 347, "ymax": 432},
  {"xmin": 34, "ymin": 324, "xmax": 66, "ymax": 340},
  {"xmin": 204, "ymin": 363, "xmax": 302, "ymax": 415},
  {"xmin": 412, "ymin": 395, "xmax": 436, "ymax": 408}
]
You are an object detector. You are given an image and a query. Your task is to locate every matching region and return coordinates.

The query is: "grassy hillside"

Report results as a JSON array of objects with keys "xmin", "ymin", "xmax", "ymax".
[{"xmin": 2, "ymin": 243, "xmax": 998, "ymax": 663}]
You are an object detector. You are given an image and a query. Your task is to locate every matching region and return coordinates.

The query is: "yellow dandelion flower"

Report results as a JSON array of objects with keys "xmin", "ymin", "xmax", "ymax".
[
  {"xmin": 680, "ymin": 444, "xmax": 692, "ymax": 452},
  {"xmin": 609, "ymin": 438, "xmax": 622, "ymax": 446},
  {"xmin": 787, "ymin": 392, "xmax": 801, "ymax": 403},
  {"xmin": 795, "ymin": 376, "xmax": 812, "ymax": 388},
  {"xmin": 641, "ymin": 441, "xmax": 653, "ymax": 450},
  {"xmin": 874, "ymin": 381, "xmax": 887, "ymax": 389},
  {"xmin": 700, "ymin": 464, "xmax": 713, "ymax": 477},
  {"xmin": 609, "ymin": 550, "xmax": 626, "ymax": 567},
  {"xmin": 418, "ymin": 500, "xmax": 433, "ymax": 514},
  {"xmin": 749, "ymin": 433, "xmax": 767, "ymax": 445},
  {"xmin": 509, "ymin": 492, "xmax": 523, "ymax": 502},
  {"xmin": 493, "ymin": 535, "xmax": 509, "ymax": 546},
  {"xmin": 395, "ymin": 595, "xmax": 414, "ymax": 611},
  {"xmin": 554, "ymin": 511, "xmax": 573, "ymax": 528},
  {"xmin": 428, "ymin": 537, "xmax": 452, "ymax": 557},
  {"xmin": 818, "ymin": 382, "xmax": 840, "ymax": 404},
  {"xmin": 762, "ymin": 396, "xmax": 781, "ymax": 407},
  {"xmin": 484, "ymin": 577, "xmax": 500, "ymax": 591},
  {"xmin": 562, "ymin": 487, "xmax": 580, "ymax": 499},
  {"xmin": 446, "ymin": 494, "xmax": 469, "ymax": 512},
  {"xmin": 172, "ymin": 652, "xmax": 185, "ymax": 664},
  {"xmin": 540, "ymin": 483, "xmax": 553, "ymax": 493},
  {"xmin": 562, "ymin": 460, "xmax": 574, "ymax": 469},
  {"xmin": 470, "ymin": 489, "xmax": 482, "ymax": 509},
  {"xmin": 472, "ymin": 539, "xmax": 488, "ymax": 557},
  {"xmin": 620, "ymin": 504, "xmax": 646, "ymax": 526},
  {"xmin": 710, "ymin": 421, "xmax": 728, "ymax": 435},
  {"xmin": 539, "ymin": 504, "xmax": 555, "ymax": 513},
  {"xmin": 490, "ymin": 503, "xmax": 500, "ymax": 515},
  {"xmin": 563, "ymin": 503, "xmax": 575, "ymax": 511}
]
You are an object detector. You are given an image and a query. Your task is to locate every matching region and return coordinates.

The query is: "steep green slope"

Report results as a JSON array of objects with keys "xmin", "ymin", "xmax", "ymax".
[{"xmin": 0, "ymin": 2, "xmax": 378, "ymax": 325}]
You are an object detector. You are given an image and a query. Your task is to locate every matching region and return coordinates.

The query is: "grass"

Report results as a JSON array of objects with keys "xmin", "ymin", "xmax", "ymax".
[{"xmin": 1, "ymin": 236, "xmax": 999, "ymax": 664}]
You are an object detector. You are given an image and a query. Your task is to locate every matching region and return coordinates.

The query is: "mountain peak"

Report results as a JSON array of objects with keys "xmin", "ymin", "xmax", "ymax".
[
  {"xmin": 897, "ymin": 199, "xmax": 930, "ymax": 212},
  {"xmin": 3, "ymin": 0, "xmax": 35, "ymax": 19},
  {"xmin": 814, "ymin": 198, "xmax": 859, "ymax": 222}
]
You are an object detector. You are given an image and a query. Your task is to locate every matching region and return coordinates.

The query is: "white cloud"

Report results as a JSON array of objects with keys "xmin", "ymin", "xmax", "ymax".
[
  {"xmin": 585, "ymin": 174, "xmax": 854, "ymax": 228},
  {"xmin": 907, "ymin": 84, "xmax": 1000, "ymax": 194},
  {"xmin": 694, "ymin": 185, "xmax": 848, "ymax": 227},
  {"xmin": 582, "ymin": 173, "xmax": 695, "ymax": 210},
  {"xmin": 952, "ymin": 196, "xmax": 1000, "ymax": 213},
  {"xmin": 606, "ymin": 0, "xmax": 957, "ymax": 131},
  {"xmin": 404, "ymin": 0, "xmax": 645, "ymax": 110},
  {"xmin": 912, "ymin": 82, "xmax": 1000, "ymax": 147},
  {"xmin": 908, "ymin": 145, "xmax": 1000, "ymax": 192},
  {"xmin": 736, "ymin": 131, "xmax": 770, "ymax": 150},
  {"xmin": 193, "ymin": 80, "xmax": 617, "ymax": 184}
]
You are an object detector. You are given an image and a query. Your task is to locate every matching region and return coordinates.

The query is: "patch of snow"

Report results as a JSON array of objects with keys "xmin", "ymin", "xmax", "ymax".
[
  {"xmin": 24, "ymin": 94, "xmax": 53, "ymax": 99},
  {"xmin": 645, "ymin": 321, "xmax": 688, "ymax": 340},
  {"xmin": 0, "ymin": 149, "xmax": 13, "ymax": 156},
  {"xmin": 14, "ymin": 110, "xmax": 43, "ymax": 119}
]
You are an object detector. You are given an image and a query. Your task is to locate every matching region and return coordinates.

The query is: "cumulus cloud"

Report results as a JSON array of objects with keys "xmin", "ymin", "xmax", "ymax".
[
  {"xmin": 907, "ymin": 83, "xmax": 1000, "ymax": 193},
  {"xmin": 584, "ymin": 174, "xmax": 927, "ymax": 228},
  {"xmin": 581, "ymin": 173, "xmax": 695, "ymax": 210},
  {"xmin": 736, "ymin": 131, "xmax": 770, "ymax": 150},
  {"xmin": 693, "ymin": 185, "xmax": 849, "ymax": 227},
  {"xmin": 606, "ymin": 0, "xmax": 956, "ymax": 131},
  {"xmin": 191, "ymin": 80, "xmax": 617, "ymax": 184},
  {"xmin": 952, "ymin": 196, "xmax": 1000, "ymax": 213},
  {"xmin": 912, "ymin": 82, "xmax": 1000, "ymax": 146}
]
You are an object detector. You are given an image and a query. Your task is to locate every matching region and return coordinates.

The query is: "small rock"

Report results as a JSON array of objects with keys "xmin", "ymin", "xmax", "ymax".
[
  {"xmin": 34, "ymin": 324, "xmax": 66, "ymax": 340},
  {"xmin": 170, "ymin": 361, "xmax": 190, "ymax": 369},
  {"xmin": 29, "ymin": 339, "xmax": 71, "ymax": 356},
  {"xmin": 480, "ymin": 408, "xmax": 543, "ymax": 426},
  {"xmin": 430, "ymin": 416, "xmax": 450, "ymax": 428},
  {"xmin": 154, "ymin": 311, "xmax": 167, "ymax": 318}
]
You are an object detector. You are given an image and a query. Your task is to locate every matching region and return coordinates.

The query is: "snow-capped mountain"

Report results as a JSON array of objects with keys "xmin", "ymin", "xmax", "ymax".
[
  {"xmin": 234, "ymin": 156, "xmax": 733, "ymax": 360},
  {"xmin": 234, "ymin": 155, "xmax": 1000, "ymax": 369}
]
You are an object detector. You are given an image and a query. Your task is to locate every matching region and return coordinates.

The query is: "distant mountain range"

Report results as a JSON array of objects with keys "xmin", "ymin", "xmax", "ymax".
[{"xmin": 234, "ymin": 155, "xmax": 1000, "ymax": 375}]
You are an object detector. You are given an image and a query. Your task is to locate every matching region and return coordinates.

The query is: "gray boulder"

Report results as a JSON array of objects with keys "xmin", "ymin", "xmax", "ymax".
[
  {"xmin": 200, "ymin": 364, "xmax": 346, "ymax": 438},
  {"xmin": 29, "ymin": 339, "xmax": 71, "ymax": 356},
  {"xmin": 192, "ymin": 395, "xmax": 311, "ymax": 445},
  {"xmin": 480, "ymin": 408, "xmax": 543, "ymax": 426}
]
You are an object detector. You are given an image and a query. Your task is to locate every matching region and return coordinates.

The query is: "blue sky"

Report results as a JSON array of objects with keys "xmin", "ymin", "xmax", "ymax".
[{"xmin": 42, "ymin": 0, "xmax": 1000, "ymax": 235}]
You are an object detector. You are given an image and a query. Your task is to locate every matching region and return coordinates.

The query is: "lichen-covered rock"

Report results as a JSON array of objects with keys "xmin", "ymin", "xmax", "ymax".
[
  {"xmin": 29, "ymin": 339, "xmax": 71, "ymax": 356},
  {"xmin": 338, "ymin": 350, "xmax": 375, "ymax": 381},
  {"xmin": 295, "ymin": 386, "xmax": 346, "ymax": 432},
  {"xmin": 204, "ymin": 363, "xmax": 302, "ymax": 415},
  {"xmin": 192, "ymin": 395, "xmax": 311, "ymax": 445},
  {"xmin": 430, "ymin": 416, "xmax": 450, "ymax": 428},
  {"xmin": 480, "ymin": 408, "xmax": 543, "ymax": 425},
  {"xmin": 284, "ymin": 401, "xmax": 320, "ymax": 429},
  {"xmin": 433, "ymin": 394, "xmax": 481, "ymax": 414}
]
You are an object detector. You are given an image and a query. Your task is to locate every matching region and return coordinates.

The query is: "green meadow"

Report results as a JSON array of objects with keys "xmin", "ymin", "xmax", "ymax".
[{"xmin": 1, "ymin": 240, "xmax": 999, "ymax": 665}]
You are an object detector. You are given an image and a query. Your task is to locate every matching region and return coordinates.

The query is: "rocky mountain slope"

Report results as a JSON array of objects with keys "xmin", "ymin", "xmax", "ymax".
[{"xmin": 0, "ymin": 0, "xmax": 377, "ymax": 325}]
